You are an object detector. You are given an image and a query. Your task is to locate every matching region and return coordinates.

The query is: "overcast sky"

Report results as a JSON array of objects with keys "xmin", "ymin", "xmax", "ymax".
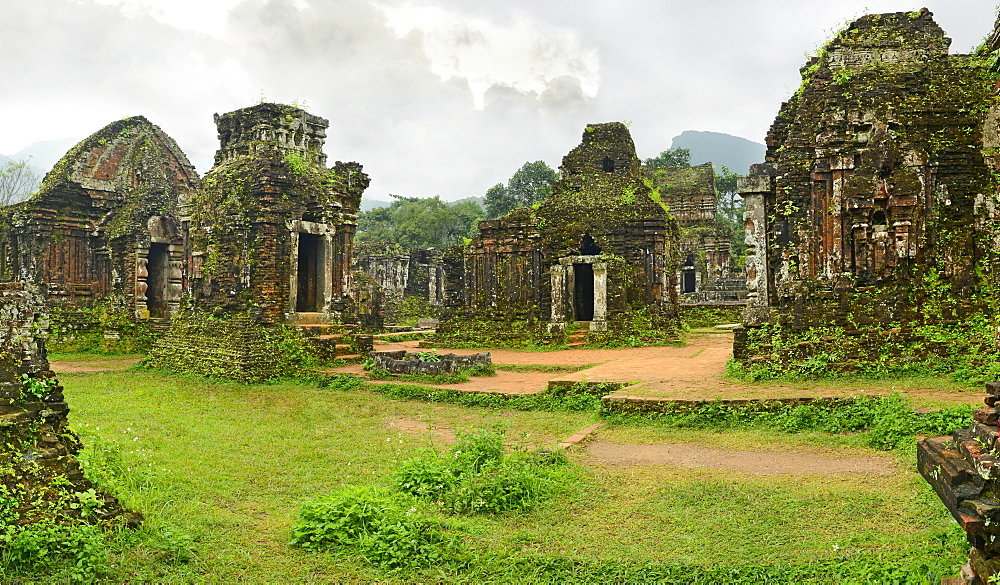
[{"xmin": 1, "ymin": 0, "xmax": 995, "ymax": 201}]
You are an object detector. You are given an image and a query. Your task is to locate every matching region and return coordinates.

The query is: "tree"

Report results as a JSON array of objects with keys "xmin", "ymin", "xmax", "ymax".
[
  {"xmin": 356, "ymin": 195, "xmax": 484, "ymax": 248},
  {"xmin": 0, "ymin": 159, "xmax": 41, "ymax": 206},
  {"xmin": 483, "ymin": 183, "xmax": 515, "ymax": 220},
  {"xmin": 644, "ymin": 147, "xmax": 691, "ymax": 169},
  {"xmin": 714, "ymin": 165, "xmax": 746, "ymax": 262},
  {"xmin": 484, "ymin": 160, "xmax": 558, "ymax": 219}
]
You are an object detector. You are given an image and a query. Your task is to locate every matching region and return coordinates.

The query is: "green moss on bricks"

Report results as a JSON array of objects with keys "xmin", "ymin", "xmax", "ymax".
[
  {"xmin": 737, "ymin": 9, "xmax": 1000, "ymax": 376},
  {"xmin": 141, "ymin": 310, "xmax": 315, "ymax": 383}
]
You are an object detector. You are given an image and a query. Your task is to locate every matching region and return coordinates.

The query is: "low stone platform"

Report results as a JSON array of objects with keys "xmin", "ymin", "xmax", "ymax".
[{"xmin": 369, "ymin": 349, "xmax": 491, "ymax": 375}]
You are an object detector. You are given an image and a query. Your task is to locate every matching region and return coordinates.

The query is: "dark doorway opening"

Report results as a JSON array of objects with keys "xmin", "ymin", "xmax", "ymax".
[
  {"xmin": 573, "ymin": 263, "xmax": 594, "ymax": 321},
  {"xmin": 681, "ymin": 255, "xmax": 696, "ymax": 293},
  {"xmin": 146, "ymin": 243, "xmax": 170, "ymax": 318},
  {"xmin": 682, "ymin": 270, "xmax": 696, "ymax": 293},
  {"xmin": 296, "ymin": 234, "xmax": 322, "ymax": 312},
  {"xmin": 602, "ymin": 157, "xmax": 615, "ymax": 173},
  {"xmin": 580, "ymin": 235, "xmax": 602, "ymax": 255}
]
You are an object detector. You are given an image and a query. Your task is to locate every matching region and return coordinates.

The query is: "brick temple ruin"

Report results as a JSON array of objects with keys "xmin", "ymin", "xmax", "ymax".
[
  {"xmin": 143, "ymin": 103, "xmax": 370, "ymax": 380},
  {"xmin": 647, "ymin": 162, "xmax": 738, "ymax": 301},
  {"xmin": 185, "ymin": 104, "xmax": 368, "ymax": 324},
  {"xmin": 733, "ymin": 8, "xmax": 1000, "ymax": 373},
  {"xmin": 0, "ymin": 116, "xmax": 199, "ymax": 322},
  {"xmin": 434, "ymin": 122, "xmax": 681, "ymax": 346},
  {"xmin": 352, "ymin": 242, "xmax": 445, "ymax": 328}
]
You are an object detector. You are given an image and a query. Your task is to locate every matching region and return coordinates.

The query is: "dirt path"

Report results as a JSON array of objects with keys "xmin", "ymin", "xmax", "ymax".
[
  {"xmin": 49, "ymin": 357, "xmax": 142, "ymax": 373},
  {"xmin": 581, "ymin": 439, "xmax": 897, "ymax": 475},
  {"xmin": 365, "ymin": 332, "xmax": 983, "ymax": 407}
]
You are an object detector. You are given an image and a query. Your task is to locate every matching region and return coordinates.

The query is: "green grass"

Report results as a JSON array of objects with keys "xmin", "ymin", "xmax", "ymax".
[{"xmin": 21, "ymin": 367, "xmax": 969, "ymax": 582}]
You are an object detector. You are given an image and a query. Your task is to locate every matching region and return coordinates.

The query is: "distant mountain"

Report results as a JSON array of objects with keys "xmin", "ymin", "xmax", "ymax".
[
  {"xmin": 450, "ymin": 195, "xmax": 484, "ymax": 209},
  {"xmin": 4, "ymin": 137, "xmax": 79, "ymax": 174},
  {"xmin": 360, "ymin": 198, "xmax": 391, "ymax": 212},
  {"xmin": 669, "ymin": 131, "xmax": 766, "ymax": 175}
]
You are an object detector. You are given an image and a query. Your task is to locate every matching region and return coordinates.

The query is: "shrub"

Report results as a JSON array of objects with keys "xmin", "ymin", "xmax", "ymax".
[
  {"xmin": 444, "ymin": 458, "xmax": 550, "ymax": 514},
  {"xmin": 289, "ymin": 486, "xmax": 463, "ymax": 569},
  {"xmin": 396, "ymin": 454, "xmax": 458, "ymax": 500},
  {"xmin": 450, "ymin": 427, "xmax": 505, "ymax": 474},
  {"xmin": 0, "ymin": 522, "xmax": 108, "ymax": 583}
]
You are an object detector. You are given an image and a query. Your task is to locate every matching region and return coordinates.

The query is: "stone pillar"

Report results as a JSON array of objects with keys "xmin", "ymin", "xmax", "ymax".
[
  {"xmin": 548, "ymin": 264, "xmax": 566, "ymax": 335},
  {"xmin": 135, "ymin": 250, "xmax": 150, "ymax": 319},
  {"xmin": 166, "ymin": 245, "xmax": 184, "ymax": 318},
  {"xmin": 738, "ymin": 167, "xmax": 774, "ymax": 326},
  {"xmin": 591, "ymin": 261, "xmax": 608, "ymax": 332}
]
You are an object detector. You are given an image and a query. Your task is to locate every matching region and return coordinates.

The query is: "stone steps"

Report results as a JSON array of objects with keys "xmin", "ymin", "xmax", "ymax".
[{"xmin": 567, "ymin": 324, "xmax": 589, "ymax": 347}]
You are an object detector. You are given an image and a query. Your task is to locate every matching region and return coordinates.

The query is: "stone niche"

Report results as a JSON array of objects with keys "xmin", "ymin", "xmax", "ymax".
[
  {"xmin": 435, "ymin": 122, "xmax": 681, "ymax": 346},
  {"xmin": 0, "ymin": 283, "xmax": 138, "ymax": 530},
  {"xmin": 0, "ymin": 116, "xmax": 199, "ymax": 322},
  {"xmin": 733, "ymin": 8, "xmax": 1000, "ymax": 371}
]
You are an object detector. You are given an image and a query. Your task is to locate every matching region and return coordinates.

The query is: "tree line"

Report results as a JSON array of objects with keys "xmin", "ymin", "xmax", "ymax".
[{"xmin": 353, "ymin": 148, "xmax": 747, "ymax": 261}]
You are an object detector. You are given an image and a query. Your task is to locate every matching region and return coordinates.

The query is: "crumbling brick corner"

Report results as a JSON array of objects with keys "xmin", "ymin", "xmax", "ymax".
[{"xmin": 0, "ymin": 283, "xmax": 140, "ymax": 532}]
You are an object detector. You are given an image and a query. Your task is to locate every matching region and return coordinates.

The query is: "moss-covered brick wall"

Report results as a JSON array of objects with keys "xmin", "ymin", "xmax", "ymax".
[
  {"xmin": 0, "ymin": 283, "xmax": 136, "ymax": 533},
  {"xmin": 434, "ymin": 122, "xmax": 682, "ymax": 347},
  {"xmin": 735, "ymin": 8, "xmax": 1000, "ymax": 377},
  {"xmin": 0, "ymin": 116, "xmax": 198, "ymax": 321},
  {"xmin": 187, "ymin": 103, "xmax": 369, "ymax": 325},
  {"xmin": 142, "ymin": 311, "xmax": 291, "ymax": 383}
]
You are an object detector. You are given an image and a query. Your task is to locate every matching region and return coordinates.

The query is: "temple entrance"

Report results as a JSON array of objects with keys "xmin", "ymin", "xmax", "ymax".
[
  {"xmin": 573, "ymin": 263, "xmax": 595, "ymax": 321},
  {"xmin": 681, "ymin": 256, "xmax": 696, "ymax": 293},
  {"xmin": 296, "ymin": 233, "xmax": 322, "ymax": 312},
  {"xmin": 146, "ymin": 243, "xmax": 170, "ymax": 318}
]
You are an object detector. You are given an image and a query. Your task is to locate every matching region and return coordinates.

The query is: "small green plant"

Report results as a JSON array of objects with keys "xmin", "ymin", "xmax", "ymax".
[
  {"xmin": 444, "ymin": 457, "xmax": 551, "ymax": 514},
  {"xmin": 290, "ymin": 486, "xmax": 463, "ymax": 569},
  {"xmin": 394, "ymin": 426, "xmax": 573, "ymax": 516},
  {"xmin": 450, "ymin": 427, "xmax": 505, "ymax": 474},
  {"xmin": 415, "ymin": 350, "xmax": 442, "ymax": 363},
  {"xmin": 20, "ymin": 374, "xmax": 56, "ymax": 400},
  {"xmin": 283, "ymin": 152, "xmax": 309, "ymax": 175}
]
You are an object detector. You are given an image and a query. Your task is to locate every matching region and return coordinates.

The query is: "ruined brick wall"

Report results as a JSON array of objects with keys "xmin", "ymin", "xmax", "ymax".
[
  {"xmin": 0, "ymin": 117, "xmax": 198, "ymax": 321},
  {"xmin": 0, "ymin": 283, "xmax": 134, "ymax": 529},
  {"xmin": 437, "ymin": 122, "xmax": 681, "ymax": 345},
  {"xmin": 647, "ymin": 163, "xmax": 740, "ymax": 299},
  {"xmin": 352, "ymin": 242, "xmax": 444, "ymax": 326},
  {"xmin": 919, "ymin": 382, "xmax": 1000, "ymax": 582},
  {"xmin": 188, "ymin": 103, "xmax": 369, "ymax": 325},
  {"xmin": 404, "ymin": 248, "xmax": 445, "ymax": 306},
  {"xmin": 735, "ymin": 9, "xmax": 1000, "ymax": 371}
]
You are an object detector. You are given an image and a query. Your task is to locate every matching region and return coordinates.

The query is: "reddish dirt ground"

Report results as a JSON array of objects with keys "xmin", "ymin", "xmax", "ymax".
[
  {"xmin": 581, "ymin": 439, "xmax": 897, "ymax": 475},
  {"xmin": 49, "ymin": 357, "xmax": 142, "ymax": 373},
  {"xmin": 355, "ymin": 331, "xmax": 984, "ymax": 407}
]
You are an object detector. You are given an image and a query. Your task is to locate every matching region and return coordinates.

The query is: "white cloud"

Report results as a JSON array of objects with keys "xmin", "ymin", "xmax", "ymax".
[
  {"xmin": 67, "ymin": 0, "xmax": 250, "ymax": 38},
  {"xmin": 376, "ymin": 2, "xmax": 599, "ymax": 109}
]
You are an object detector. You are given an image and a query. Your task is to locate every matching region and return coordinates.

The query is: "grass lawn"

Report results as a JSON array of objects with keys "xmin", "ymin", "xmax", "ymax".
[{"xmin": 31, "ymin": 367, "xmax": 969, "ymax": 583}]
